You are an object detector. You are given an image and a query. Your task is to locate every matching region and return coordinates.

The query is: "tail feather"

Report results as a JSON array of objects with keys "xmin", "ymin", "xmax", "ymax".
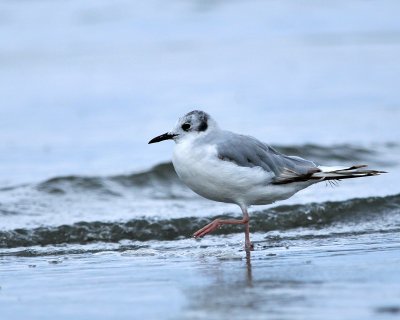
[
  {"xmin": 273, "ymin": 164, "xmax": 386, "ymax": 185},
  {"xmin": 313, "ymin": 165, "xmax": 386, "ymax": 181}
]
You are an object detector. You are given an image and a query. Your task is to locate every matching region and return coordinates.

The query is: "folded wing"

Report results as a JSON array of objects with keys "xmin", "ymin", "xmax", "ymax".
[{"xmin": 214, "ymin": 132, "xmax": 320, "ymax": 184}]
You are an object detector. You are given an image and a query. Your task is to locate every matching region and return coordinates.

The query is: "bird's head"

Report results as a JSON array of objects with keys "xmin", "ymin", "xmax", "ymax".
[{"xmin": 148, "ymin": 110, "xmax": 216, "ymax": 144}]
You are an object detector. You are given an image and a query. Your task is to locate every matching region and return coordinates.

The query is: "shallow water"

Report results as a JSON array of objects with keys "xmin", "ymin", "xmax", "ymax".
[
  {"xmin": 1, "ymin": 231, "xmax": 400, "ymax": 320},
  {"xmin": 1, "ymin": 0, "xmax": 400, "ymax": 319}
]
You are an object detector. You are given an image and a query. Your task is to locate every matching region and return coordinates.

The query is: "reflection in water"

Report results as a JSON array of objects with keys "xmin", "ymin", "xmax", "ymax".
[
  {"xmin": 182, "ymin": 246, "xmax": 329, "ymax": 319},
  {"xmin": 182, "ymin": 251, "xmax": 285, "ymax": 318},
  {"xmin": 245, "ymin": 250, "xmax": 253, "ymax": 287}
]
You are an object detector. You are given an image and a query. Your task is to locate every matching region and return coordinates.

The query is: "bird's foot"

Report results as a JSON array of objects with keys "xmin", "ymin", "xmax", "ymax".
[{"xmin": 193, "ymin": 219, "xmax": 221, "ymax": 238}]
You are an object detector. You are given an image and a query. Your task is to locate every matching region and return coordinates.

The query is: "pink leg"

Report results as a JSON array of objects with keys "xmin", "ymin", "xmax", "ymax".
[
  {"xmin": 244, "ymin": 220, "xmax": 254, "ymax": 251},
  {"xmin": 193, "ymin": 206, "xmax": 253, "ymax": 251}
]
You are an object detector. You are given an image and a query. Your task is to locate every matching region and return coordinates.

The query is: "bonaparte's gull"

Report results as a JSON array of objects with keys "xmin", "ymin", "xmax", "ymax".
[{"xmin": 149, "ymin": 110, "xmax": 384, "ymax": 250}]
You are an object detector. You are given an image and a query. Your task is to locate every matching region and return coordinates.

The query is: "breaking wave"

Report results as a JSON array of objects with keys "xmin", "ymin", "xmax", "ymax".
[
  {"xmin": 1, "ymin": 193, "xmax": 399, "ymax": 248},
  {"xmin": 36, "ymin": 162, "xmax": 182, "ymax": 195}
]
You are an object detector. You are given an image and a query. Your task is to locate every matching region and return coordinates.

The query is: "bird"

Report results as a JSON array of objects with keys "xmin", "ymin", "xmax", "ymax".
[{"xmin": 148, "ymin": 110, "xmax": 385, "ymax": 250}]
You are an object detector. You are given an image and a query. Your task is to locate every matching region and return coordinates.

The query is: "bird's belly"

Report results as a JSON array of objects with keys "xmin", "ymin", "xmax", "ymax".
[{"xmin": 172, "ymin": 143, "xmax": 303, "ymax": 206}]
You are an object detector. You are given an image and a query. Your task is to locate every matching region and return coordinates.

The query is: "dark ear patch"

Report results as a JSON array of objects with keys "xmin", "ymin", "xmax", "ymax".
[{"xmin": 198, "ymin": 119, "xmax": 208, "ymax": 131}]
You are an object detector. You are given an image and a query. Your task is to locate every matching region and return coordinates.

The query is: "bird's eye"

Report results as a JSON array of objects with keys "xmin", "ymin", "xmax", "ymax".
[{"xmin": 181, "ymin": 123, "xmax": 191, "ymax": 131}]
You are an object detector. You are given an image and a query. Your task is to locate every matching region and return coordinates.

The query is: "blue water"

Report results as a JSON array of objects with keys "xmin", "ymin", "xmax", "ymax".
[
  {"xmin": 1, "ymin": 0, "xmax": 399, "ymax": 185},
  {"xmin": 1, "ymin": 1, "xmax": 400, "ymax": 319}
]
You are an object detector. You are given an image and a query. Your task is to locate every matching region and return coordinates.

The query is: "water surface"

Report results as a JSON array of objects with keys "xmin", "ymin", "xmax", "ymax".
[{"xmin": 1, "ymin": 0, "xmax": 400, "ymax": 319}]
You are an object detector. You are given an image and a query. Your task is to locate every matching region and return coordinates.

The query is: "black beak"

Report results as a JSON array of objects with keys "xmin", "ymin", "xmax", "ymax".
[{"xmin": 148, "ymin": 132, "xmax": 177, "ymax": 144}]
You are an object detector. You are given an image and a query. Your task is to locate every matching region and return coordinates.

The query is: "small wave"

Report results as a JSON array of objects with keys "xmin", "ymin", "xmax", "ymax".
[
  {"xmin": 276, "ymin": 144, "xmax": 375, "ymax": 164},
  {"xmin": 32, "ymin": 143, "xmax": 394, "ymax": 195},
  {"xmin": 1, "ymin": 193, "xmax": 398, "ymax": 248},
  {"xmin": 36, "ymin": 162, "xmax": 182, "ymax": 195}
]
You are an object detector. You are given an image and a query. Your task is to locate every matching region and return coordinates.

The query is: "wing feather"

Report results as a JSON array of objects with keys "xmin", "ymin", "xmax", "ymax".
[{"xmin": 212, "ymin": 131, "xmax": 320, "ymax": 184}]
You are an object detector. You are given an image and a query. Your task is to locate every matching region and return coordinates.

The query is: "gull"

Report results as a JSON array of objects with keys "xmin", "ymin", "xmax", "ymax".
[{"xmin": 148, "ymin": 110, "xmax": 384, "ymax": 250}]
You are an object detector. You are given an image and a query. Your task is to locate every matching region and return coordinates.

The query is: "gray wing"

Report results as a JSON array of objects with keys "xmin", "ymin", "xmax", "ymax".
[{"xmin": 210, "ymin": 131, "xmax": 320, "ymax": 184}]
